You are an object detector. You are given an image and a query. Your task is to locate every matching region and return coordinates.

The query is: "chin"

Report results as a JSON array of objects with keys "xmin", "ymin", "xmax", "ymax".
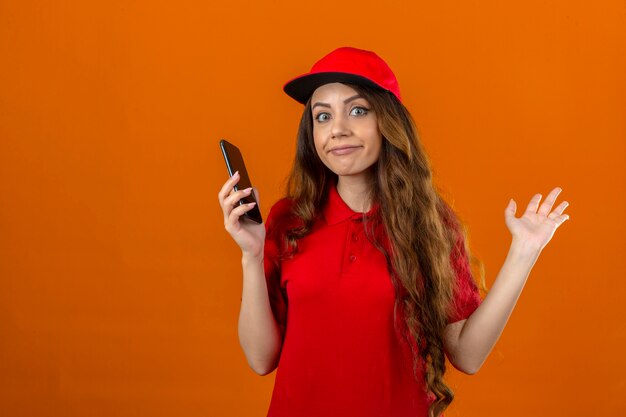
[
  {"xmin": 331, "ymin": 169, "xmax": 370, "ymax": 178},
  {"xmin": 322, "ymin": 159, "xmax": 377, "ymax": 178}
]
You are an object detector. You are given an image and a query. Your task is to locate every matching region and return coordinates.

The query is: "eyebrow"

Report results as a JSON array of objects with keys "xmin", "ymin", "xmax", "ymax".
[{"xmin": 311, "ymin": 94, "xmax": 364, "ymax": 111}]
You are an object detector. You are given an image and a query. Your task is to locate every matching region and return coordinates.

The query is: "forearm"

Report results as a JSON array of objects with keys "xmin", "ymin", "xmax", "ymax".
[
  {"xmin": 238, "ymin": 254, "xmax": 283, "ymax": 375},
  {"xmin": 456, "ymin": 239, "xmax": 541, "ymax": 374}
]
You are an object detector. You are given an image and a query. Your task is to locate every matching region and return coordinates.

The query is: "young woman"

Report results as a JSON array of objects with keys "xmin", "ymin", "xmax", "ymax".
[{"xmin": 218, "ymin": 47, "xmax": 570, "ymax": 417}]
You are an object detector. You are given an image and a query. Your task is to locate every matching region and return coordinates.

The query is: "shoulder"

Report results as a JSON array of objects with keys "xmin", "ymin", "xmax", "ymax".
[
  {"xmin": 265, "ymin": 197, "xmax": 301, "ymax": 236},
  {"xmin": 267, "ymin": 197, "xmax": 295, "ymax": 218},
  {"xmin": 266, "ymin": 197, "xmax": 296, "ymax": 225}
]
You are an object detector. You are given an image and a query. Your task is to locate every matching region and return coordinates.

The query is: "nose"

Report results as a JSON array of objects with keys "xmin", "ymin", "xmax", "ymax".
[{"xmin": 330, "ymin": 112, "xmax": 350, "ymax": 139}]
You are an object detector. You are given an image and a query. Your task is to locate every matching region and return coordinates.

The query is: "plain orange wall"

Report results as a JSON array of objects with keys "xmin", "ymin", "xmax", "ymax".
[{"xmin": 1, "ymin": 1, "xmax": 625, "ymax": 416}]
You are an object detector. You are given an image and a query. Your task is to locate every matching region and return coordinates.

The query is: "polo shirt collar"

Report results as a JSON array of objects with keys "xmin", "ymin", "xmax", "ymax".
[{"xmin": 323, "ymin": 178, "xmax": 381, "ymax": 226}]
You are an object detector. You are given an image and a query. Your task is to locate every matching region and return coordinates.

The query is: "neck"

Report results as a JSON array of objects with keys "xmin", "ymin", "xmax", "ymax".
[{"xmin": 335, "ymin": 172, "xmax": 375, "ymax": 213}]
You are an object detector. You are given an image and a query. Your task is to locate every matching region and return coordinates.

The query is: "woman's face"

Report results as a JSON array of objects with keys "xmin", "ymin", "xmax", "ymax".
[{"xmin": 310, "ymin": 83, "xmax": 382, "ymax": 179}]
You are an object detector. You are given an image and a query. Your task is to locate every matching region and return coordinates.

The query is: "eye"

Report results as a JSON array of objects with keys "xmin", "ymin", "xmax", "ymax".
[
  {"xmin": 350, "ymin": 106, "xmax": 369, "ymax": 116},
  {"xmin": 314, "ymin": 112, "xmax": 330, "ymax": 123}
]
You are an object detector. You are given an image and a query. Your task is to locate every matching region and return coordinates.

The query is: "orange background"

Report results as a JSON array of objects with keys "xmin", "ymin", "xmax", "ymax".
[{"xmin": 1, "ymin": 1, "xmax": 625, "ymax": 416}]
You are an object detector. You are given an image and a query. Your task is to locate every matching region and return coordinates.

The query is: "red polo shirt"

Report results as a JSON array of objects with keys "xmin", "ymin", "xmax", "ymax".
[{"xmin": 262, "ymin": 179, "xmax": 482, "ymax": 417}]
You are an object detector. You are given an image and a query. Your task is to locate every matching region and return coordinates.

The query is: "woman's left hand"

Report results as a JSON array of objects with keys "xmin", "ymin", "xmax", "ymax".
[{"xmin": 504, "ymin": 187, "xmax": 570, "ymax": 253}]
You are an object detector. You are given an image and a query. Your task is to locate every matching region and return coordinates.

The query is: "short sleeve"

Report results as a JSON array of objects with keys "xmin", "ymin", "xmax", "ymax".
[
  {"xmin": 447, "ymin": 232, "xmax": 483, "ymax": 324},
  {"xmin": 263, "ymin": 199, "xmax": 291, "ymax": 331}
]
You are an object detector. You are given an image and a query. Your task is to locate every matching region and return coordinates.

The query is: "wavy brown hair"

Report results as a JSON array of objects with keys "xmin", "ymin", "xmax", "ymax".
[{"xmin": 280, "ymin": 83, "xmax": 488, "ymax": 417}]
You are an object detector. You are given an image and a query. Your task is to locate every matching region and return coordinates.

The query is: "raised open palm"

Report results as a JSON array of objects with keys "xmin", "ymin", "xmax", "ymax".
[{"xmin": 504, "ymin": 187, "xmax": 570, "ymax": 252}]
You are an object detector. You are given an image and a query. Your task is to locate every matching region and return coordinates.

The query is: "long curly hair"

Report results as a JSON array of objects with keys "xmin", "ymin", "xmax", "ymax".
[{"xmin": 279, "ymin": 83, "xmax": 488, "ymax": 417}]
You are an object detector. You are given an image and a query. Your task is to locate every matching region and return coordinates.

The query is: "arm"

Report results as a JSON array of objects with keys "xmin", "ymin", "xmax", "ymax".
[
  {"xmin": 444, "ymin": 241, "xmax": 539, "ymax": 374},
  {"xmin": 444, "ymin": 187, "xmax": 570, "ymax": 374},
  {"xmin": 238, "ymin": 253, "xmax": 284, "ymax": 376},
  {"xmin": 218, "ymin": 174, "xmax": 284, "ymax": 377}
]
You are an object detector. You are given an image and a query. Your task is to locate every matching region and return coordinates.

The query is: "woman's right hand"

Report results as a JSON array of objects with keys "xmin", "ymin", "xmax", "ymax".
[{"xmin": 218, "ymin": 171, "xmax": 266, "ymax": 259}]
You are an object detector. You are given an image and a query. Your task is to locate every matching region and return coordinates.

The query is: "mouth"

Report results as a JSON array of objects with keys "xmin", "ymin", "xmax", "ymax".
[{"xmin": 329, "ymin": 146, "xmax": 361, "ymax": 155}]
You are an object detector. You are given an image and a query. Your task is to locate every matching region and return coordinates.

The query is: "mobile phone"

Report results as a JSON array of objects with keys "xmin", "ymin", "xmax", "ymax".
[{"xmin": 219, "ymin": 139, "xmax": 263, "ymax": 224}]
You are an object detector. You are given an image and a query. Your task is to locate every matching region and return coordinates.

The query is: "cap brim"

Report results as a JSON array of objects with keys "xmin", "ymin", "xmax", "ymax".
[{"xmin": 283, "ymin": 72, "xmax": 385, "ymax": 105}]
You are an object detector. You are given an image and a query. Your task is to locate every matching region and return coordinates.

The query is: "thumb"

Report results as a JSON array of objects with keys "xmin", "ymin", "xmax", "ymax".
[{"xmin": 504, "ymin": 198, "xmax": 516, "ymax": 220}]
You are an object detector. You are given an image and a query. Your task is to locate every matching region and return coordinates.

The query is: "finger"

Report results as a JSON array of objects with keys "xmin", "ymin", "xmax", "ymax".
[
  {"xmin": 549, "ymin": 213, "xmax": 570, "ymax": 227},
  {"xmin": 551, "ymin": 200, "xmax": 569, "ymax": 216},
  {"xmin": 225, "ymin": 187, "xmax": 253, "ymax": 208},
  {"xmin": 548, "ymin": 201, "xmax": 570, "ymax": 220},
  {"xmin": 222, "ymin": 187, "xmax": 253, "ymax": 218},
  {"xmin": 538, "ymin": 187, "xmax": 563, "ymax": 217},
  {"xmin": 524, "ymin": 193, "xmax": 543, "ymax": 215},
  {"xmin": 224, "ymin": 200, "xmax": 252, "ymax": 229},
  {"xmin": 218, "ymin": 171, "xmax": 240, "ymax": 202},
  {"xmin": 227, "ymin": 201, "xmax": 257, "ymax": 227}
]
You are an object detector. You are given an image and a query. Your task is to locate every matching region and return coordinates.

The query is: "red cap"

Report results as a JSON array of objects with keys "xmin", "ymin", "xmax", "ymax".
[{"xmin": 283, "ymin": 46, "xmax": 402, "ymax": 105}]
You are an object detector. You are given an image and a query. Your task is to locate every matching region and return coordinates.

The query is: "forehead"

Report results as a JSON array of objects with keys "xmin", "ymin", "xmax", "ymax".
[{"xmin": 311, "ymin": 82, "xmax": 361, "ymax": 102}]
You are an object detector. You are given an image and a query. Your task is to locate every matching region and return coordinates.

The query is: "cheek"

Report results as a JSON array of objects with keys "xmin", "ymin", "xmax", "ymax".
[
  {"xmin": 312, "ymin": 137, "xmax": 327, "ymax": 162},
  {"xmin": 369, "ymin": 133, "xmax": 383, "ymax": 158}
]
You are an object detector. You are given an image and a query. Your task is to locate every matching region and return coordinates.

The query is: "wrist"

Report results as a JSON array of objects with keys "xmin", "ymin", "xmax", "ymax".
[
  {"xmin": 242, "ymin": 251, "xmax": 264, "ymax": 265},
  {"xmin": 509, "ymin": 238, "xmax": 541, "ymax": 263}
]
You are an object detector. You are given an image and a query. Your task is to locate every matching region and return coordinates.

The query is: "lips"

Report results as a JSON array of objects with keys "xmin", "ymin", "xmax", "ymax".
[{"xmin": 329, "ymin": 146, "xmax": 361, "ymax": 155}]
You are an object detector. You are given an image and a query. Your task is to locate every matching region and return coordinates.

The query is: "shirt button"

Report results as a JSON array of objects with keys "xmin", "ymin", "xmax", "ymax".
[
  {"xmin": 349, "ymin": 254, "xmax": 357, "ymax": 262},
  {"xmin": 352, "ymin": 233, "xmax": 359, "ymax": 241}
]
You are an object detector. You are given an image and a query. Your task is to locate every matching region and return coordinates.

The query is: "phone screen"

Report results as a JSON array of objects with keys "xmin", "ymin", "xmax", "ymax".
[{"xmin": 219, "ymin": 139, "xmax": 263, "ymax": 224}]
